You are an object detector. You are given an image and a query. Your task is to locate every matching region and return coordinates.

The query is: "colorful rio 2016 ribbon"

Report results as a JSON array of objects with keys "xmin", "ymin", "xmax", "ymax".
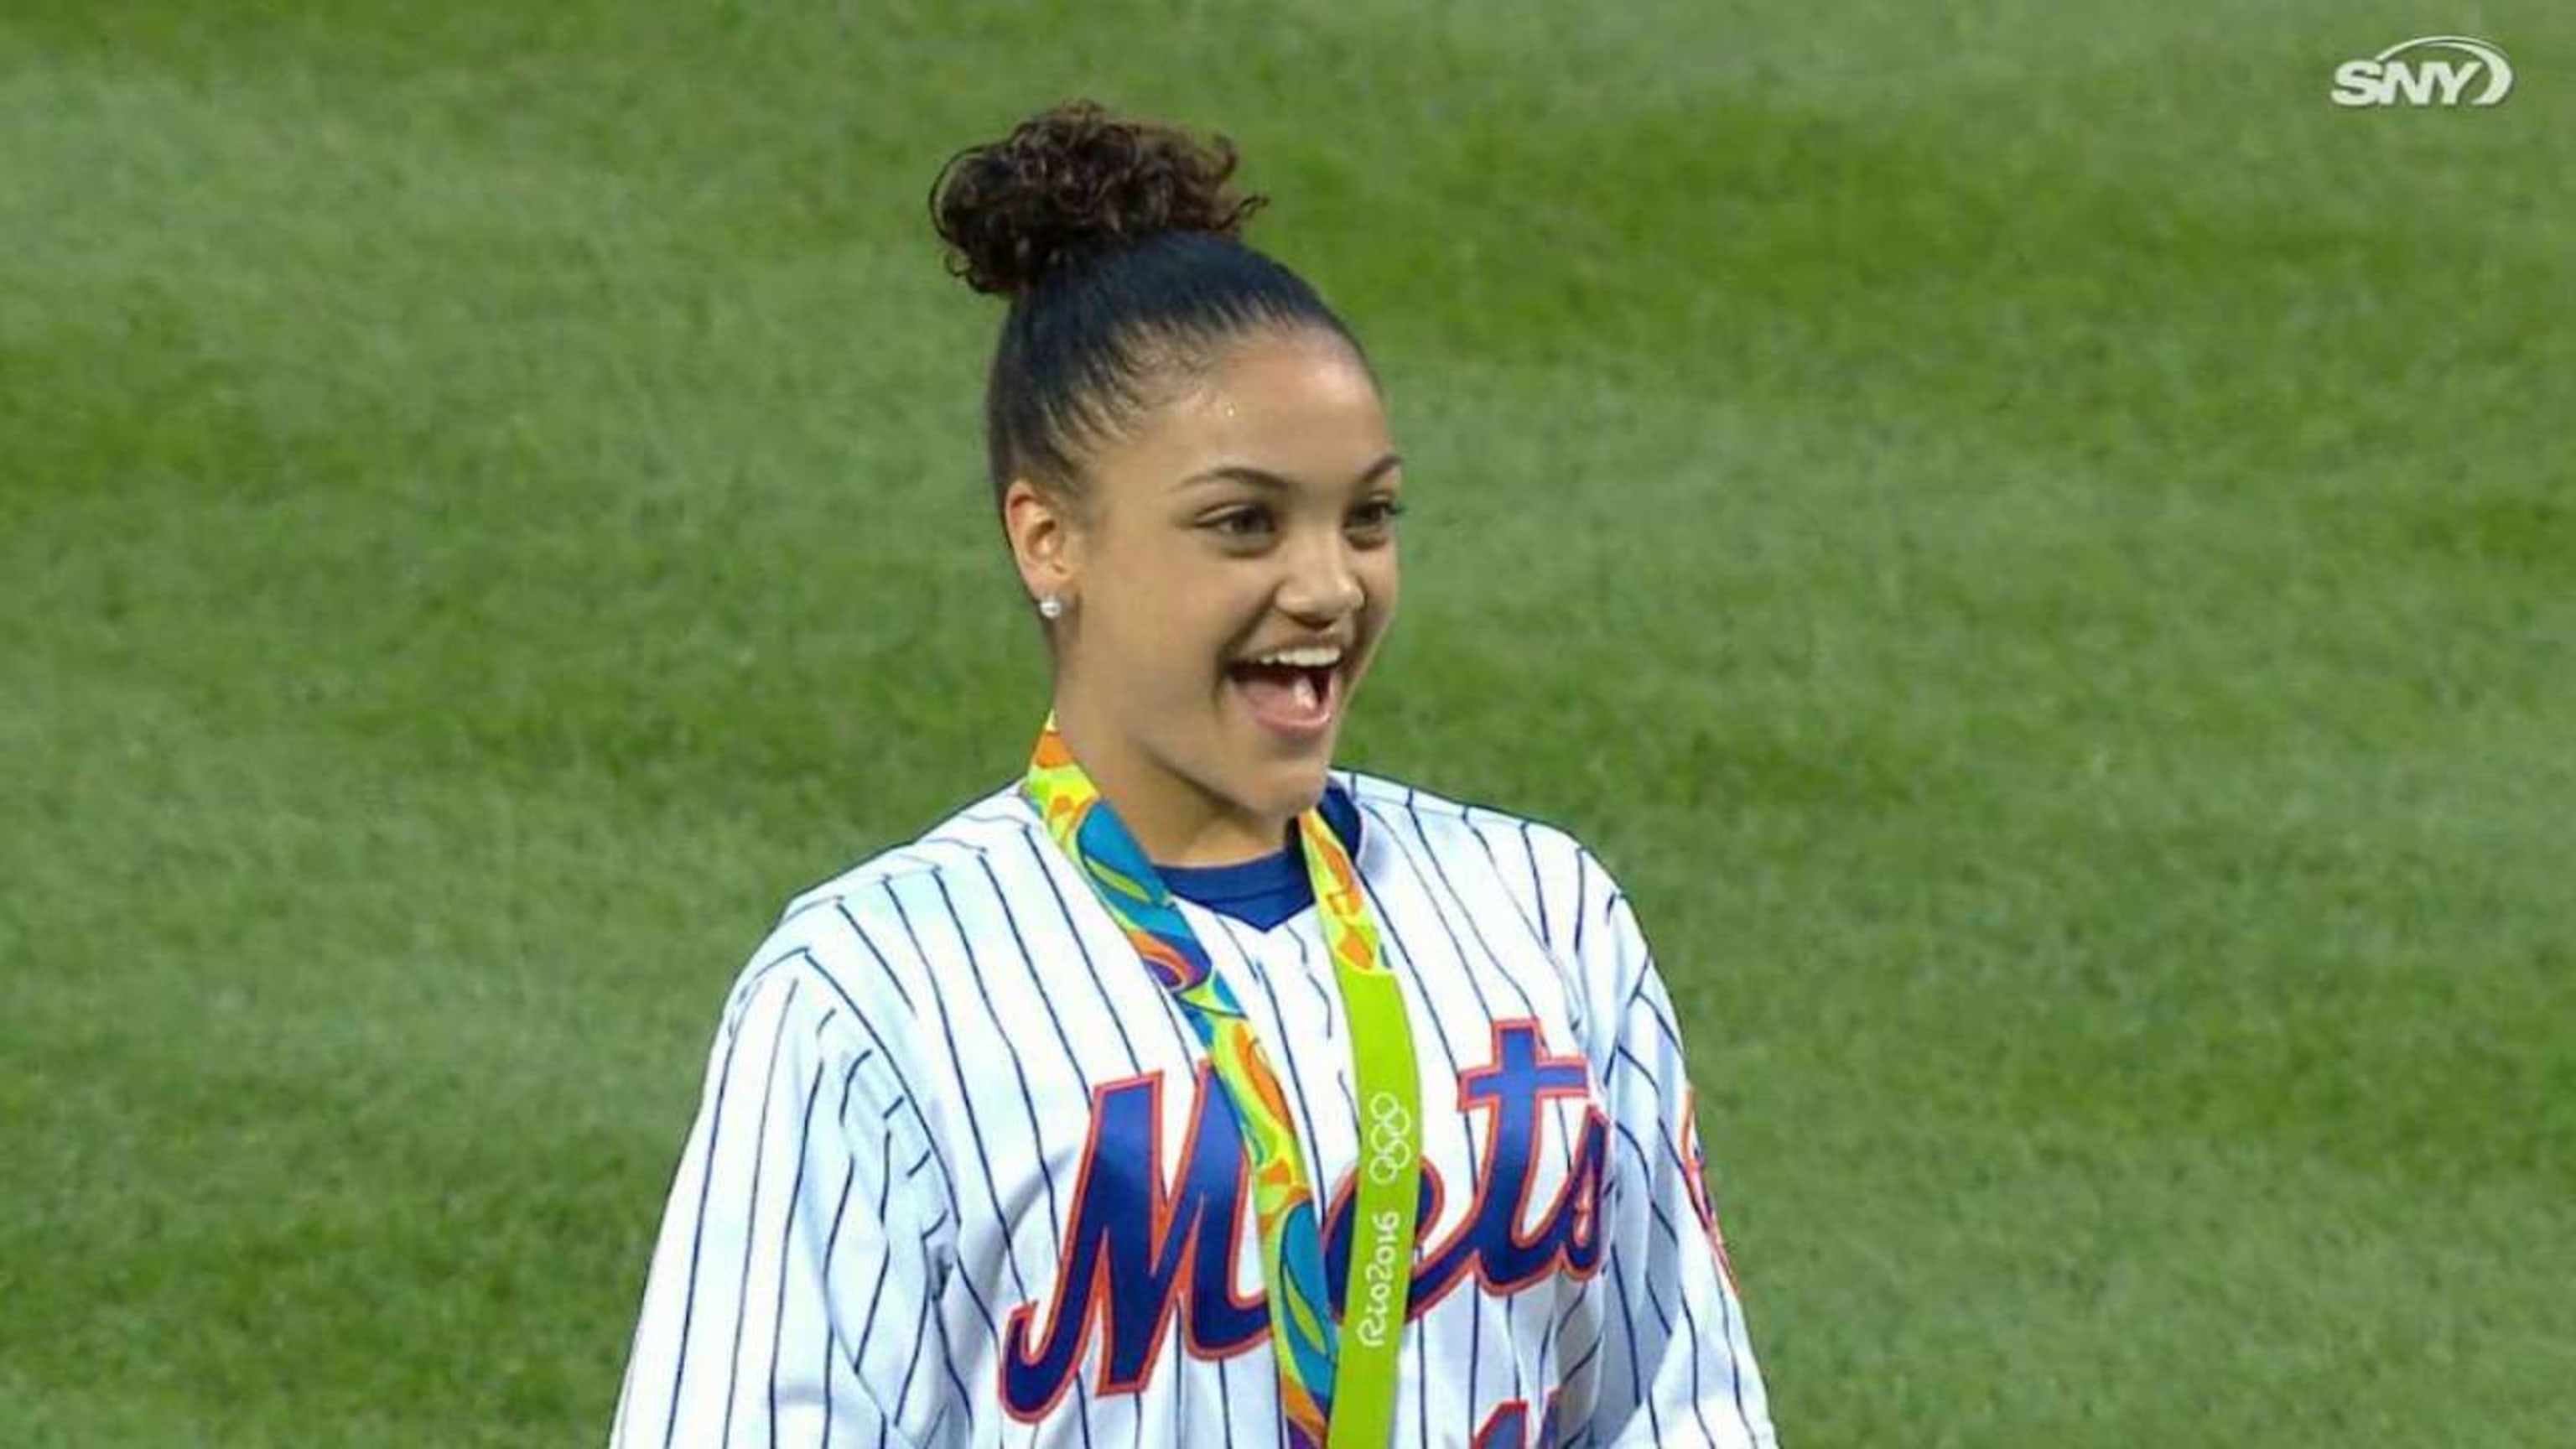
[{"xmin": 1021, "ymin": 710, "xmax": 1421, "ymax": 1449}]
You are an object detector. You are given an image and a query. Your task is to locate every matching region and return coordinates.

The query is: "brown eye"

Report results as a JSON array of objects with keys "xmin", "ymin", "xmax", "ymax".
[{"xmin": 1211, "ymin": 508, "xmax": 1272, "ymax": 538}]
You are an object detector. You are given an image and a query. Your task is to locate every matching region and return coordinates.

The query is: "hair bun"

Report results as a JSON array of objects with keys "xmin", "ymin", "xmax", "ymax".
[{"xmin": 929, "ymin": 98, "xmax": 1269, "ymax": 299}]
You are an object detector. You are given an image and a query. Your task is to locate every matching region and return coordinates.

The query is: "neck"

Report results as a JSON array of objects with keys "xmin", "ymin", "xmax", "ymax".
[{"xmin": 1046, "ymin": 694, "xmax": 1295, "ymax": 868}]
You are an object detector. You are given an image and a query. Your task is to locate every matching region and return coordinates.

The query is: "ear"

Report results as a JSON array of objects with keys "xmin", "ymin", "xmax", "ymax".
[{"xmin": 1001, "ymin": 477, "xmax": 1083, "ymax": 599}]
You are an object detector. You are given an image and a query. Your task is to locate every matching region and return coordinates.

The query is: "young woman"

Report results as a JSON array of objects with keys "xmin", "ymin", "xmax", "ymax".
[{"xmin": 611, "ymin": 99, "xmax": 1779, "ymax": 1449}]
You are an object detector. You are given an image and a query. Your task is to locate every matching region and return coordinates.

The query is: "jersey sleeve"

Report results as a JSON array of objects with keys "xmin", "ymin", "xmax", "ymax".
[
  {"xmin": 610, "ymin": 946, "xmax": 960, "ymax": 1449},
  {"xmin": 1571, "ymin": 850, "xmax": 1781, "ymax": 1449}
]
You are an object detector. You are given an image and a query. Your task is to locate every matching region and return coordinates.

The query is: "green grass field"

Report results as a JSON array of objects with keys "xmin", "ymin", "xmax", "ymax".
[{"xmin": 6, "ymin": 2, "xmax": 2571, "ymax": 1443}]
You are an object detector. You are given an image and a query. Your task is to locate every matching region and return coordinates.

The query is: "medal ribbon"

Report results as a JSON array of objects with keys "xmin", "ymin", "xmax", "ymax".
[{"xmin": 1021, "ymin": 710, "xmax": 1422, "ymax": 1449}]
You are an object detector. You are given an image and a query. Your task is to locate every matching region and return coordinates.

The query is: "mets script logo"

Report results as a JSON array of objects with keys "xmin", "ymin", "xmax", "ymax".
[
  {"xmin": 1675, "ymin": 1086, "xmax": 1741, "ymax": 1296},
  {"xmin": 999, "ymin": 1020, "xmax": 1607, "ymax": 1421},
  {"xmin": 2330, "ymin": 35, "xmax": 2514, "ymax": 107}
]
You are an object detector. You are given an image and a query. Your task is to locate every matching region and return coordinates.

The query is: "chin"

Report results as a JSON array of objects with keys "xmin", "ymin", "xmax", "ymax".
[{"xmin": 1243, "ymin": 755, "xmax": 1332, "ymax": 810}]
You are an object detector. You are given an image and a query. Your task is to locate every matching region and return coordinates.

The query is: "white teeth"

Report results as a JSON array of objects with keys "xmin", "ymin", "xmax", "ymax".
[{"xmin": 1248, "ymin": 645, "xmax": 1343, "ymax": 667}]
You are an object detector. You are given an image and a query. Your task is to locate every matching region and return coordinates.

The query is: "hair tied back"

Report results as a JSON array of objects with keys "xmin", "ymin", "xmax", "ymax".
[{"xmin": 929, "ymin": 98, "xmax": 1270, "ymax": 299}]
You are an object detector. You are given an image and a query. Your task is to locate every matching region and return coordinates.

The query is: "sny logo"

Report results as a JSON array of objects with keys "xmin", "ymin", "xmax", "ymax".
[{"xmin": 2330, "ymin": 35, "xmax": 2514, "ymax": 107}]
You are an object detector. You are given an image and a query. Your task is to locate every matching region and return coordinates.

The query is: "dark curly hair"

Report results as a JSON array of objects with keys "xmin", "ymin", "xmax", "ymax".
[{"xmin": 928, "ymin": 98, "xmax": 1375, "ymax": 527}]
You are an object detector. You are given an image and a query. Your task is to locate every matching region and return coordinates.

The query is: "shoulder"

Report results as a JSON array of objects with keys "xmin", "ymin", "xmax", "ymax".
[
  {"xmin": 1335, "ymin": 765, "xmax": 1629, "ymax": 964},
  {"xmin": 707, "ymin": 778, "xmax": 1042, "ymax": 1086},
  {"xmin": 769, "ymin": 776, "xmax": 1038, "ymax": 931}
]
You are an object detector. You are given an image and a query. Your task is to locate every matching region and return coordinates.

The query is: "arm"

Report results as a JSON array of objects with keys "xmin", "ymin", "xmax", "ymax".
[
  {"xmin": 1576, "ymin": 854, "xmax": 1781, "ymax": 1449},
  {"xmin": 610, "ymin": 953, "xmax": 957, "ymax": 1448}
]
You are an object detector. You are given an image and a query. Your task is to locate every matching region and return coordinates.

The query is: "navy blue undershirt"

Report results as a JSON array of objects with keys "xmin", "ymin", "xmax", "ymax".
[{"xmin": 1150, "ymin": 781, "xmax": 1364, "ymax": 931}]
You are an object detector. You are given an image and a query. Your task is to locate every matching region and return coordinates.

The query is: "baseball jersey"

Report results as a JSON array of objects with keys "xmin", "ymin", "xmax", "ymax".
[{"xmin": 610, "ymin": 766, "xmax": 1779, "ymax": 1448}]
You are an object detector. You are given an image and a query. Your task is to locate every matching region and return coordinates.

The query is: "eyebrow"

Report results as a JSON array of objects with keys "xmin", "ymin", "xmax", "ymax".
[{"xmin": 1176, "ymin": 452, "xmax": 1403, "ymax": 493}]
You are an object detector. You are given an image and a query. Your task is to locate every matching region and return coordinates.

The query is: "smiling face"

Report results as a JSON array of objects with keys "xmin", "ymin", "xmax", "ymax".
[{"xmin": 1003, "ymin": 327, "xmax": 1404, "ymax": 868}]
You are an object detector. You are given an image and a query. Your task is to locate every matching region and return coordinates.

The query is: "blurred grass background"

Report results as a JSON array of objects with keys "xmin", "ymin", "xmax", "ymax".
[{"xmin": 4, "ymin": 2, "xmax": 2571, "ymax": 1444}]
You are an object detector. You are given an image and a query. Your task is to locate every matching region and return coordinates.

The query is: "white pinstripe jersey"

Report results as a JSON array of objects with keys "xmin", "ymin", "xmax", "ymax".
[{"xmin": 611, "ymin": 767, "xmax": 1779, "ymax": 1448}]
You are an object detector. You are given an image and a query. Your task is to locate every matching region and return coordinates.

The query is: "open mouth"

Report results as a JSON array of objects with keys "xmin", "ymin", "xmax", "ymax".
[{"xmin": 1224, "ymin": 660, "xmax": 1341, "ymax": 739}]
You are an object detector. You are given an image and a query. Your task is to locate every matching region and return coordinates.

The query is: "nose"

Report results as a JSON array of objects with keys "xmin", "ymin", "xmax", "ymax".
[{"xmin": 1276, "ymin": 529, "xmax": 1367, "ymax": 625}]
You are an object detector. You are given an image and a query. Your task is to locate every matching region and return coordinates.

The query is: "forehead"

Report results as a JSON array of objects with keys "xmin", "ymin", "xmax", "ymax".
[{"xmin": 1121, "ymin": 333, "xmax": 1394, "ymax": 483}]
